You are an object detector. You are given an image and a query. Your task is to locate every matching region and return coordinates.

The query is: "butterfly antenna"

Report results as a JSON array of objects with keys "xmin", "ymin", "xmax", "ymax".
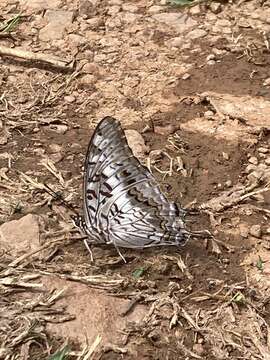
[{"xmin": 43, "ymin": 183, "xmax": 80, "ymax": 217}]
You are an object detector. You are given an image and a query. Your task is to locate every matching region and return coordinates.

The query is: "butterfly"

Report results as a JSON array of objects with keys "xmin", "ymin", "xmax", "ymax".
[{"xmin": 75, "ymin": 116, "xmax": 192, "ymax": 262}]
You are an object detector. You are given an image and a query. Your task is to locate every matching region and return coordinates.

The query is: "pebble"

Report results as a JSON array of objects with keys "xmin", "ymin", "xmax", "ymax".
[
  {"xmin": 192, "ymin": 343, "xmax": 204, "ymax": 356},
  {"xmin": 206, "ymin": 54, "xmax": 215, "ymax": 61},
  {"xmin": 79, "ymin": 74, "xmax": 96, "ymax": 85},
  {"xmin": 182, "ymin": 73, "xmax": 191, "ymax": 80},
  {"xmin": 239, "ymin": 223, "xmax": 249, "ymax": 238},
  {"xmin": 50, "ymin": 124, "xmax": 68, "ymax": 134},
  {"xmin": 204, "ymin": 110, "xmax": 214, "ymax": 119},
  {"xmin": 248, "ymin": 156, "xmax": 258, "ymax": 165},
  {"xmin": 64, "ymin": 95, "xmax": 76, "ymax": 103},
  {"xmin": 225, "ymin": 180, "xmax": 232, "ymax": 187},
  {"xmin": 148, "ymin": 5, "xmax": 163, "ymax": 14},
  {"xmin": 247, "ymin": 170, "xmax": 263, "ymax": 182},
  {"xmin": 258, "ymin": 147, "xmax": 268, "ymax": 154},
  {"xmin": 82, "ymin": 62, "xmax": 100, "ymax": 75},
  {"xmin": 265, "ymin": 157, "xmax": 270, "ymax": 166},
  {"xmin": 263, "ymin": 78, "xmax": 270, "ymax": 86},
  {"xmin": 209, "ymin": 2, "xmax": 222, "ymax": 14},
  {"xmin": 187, "ymin": 29, "xmax": 207, "ymax": 40},
  {"xmin": 154, "ymin": 124, "xmax": 175, "ymax": 136},
  {"xmin": 207, "ymin": 60, "xmax": 216, "ymax": 66},
  {"xmin": 249, "ymin": 225, "xmax": 262, "ymax": 238},
  {"xmin": 222, "ymin": 152, "xmax": 229, "ymax": 160},
  {"xmin": 246, "ymin": 164, "xmax": 257, "ymax": 173}
]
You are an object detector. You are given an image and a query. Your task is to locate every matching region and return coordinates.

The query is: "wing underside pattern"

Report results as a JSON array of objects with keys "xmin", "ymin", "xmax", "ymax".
[{"xmin": 81, "ymin": 116, "xmax": 190, "ymax": 249}]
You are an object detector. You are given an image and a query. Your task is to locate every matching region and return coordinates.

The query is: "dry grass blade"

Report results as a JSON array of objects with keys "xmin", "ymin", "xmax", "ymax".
[{"xmin": 0, "ymin": 45, "xmax": 74, "ymax": 71}]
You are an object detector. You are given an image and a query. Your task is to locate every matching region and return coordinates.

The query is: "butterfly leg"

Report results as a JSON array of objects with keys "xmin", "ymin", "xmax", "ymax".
[
  {"xmin": 84, "ymin": 239, "xmax": 94, "ymax": 262},
  {"xmin": 114, "ymin": 245, "xmax": 127, "ymax": 264}
]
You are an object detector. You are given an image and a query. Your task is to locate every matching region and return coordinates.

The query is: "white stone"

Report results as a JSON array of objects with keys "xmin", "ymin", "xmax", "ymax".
[
  {"xmin": 0, "ymin": 214, "xmax": 42, "ymax": 255},
  {"xmin": 125, "ymin": 129, "xmax": 149, "ymax": 159},
  {"xmin": 153, "ymin": 13, "xmax": 197, "ymax": 34},
  {"xmin": 187, "ymin": 29, "xmax": 207, "ymax": 40},
  {"xmin": 39, "ymin": 10, "xmax": 74, "ymax": 41}
]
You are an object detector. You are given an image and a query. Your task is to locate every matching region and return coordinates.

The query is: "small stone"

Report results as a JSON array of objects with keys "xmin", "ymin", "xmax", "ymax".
[
  {"xmin": 152, "ymin": 13, "xmax": 197, "ymax": 34},
  {"xmin": 225, "ymin": 180, "xmax": 232, "ymax": 187},
  {"xmin": 79, "ymin": 74, "xmax": 96, "ymax": 85},
  {"xmin": 50, "ymin": 124, "xmax": 68, "ymax": 134},
  {"xmin": 0, "ymin": 214, "xmax": 42, "ymax": 255},
  {"xmin": 79, "ymin": 0, "xmax": 94, "ymax": 18},
  {"xmin": 258, "ymin": 147, "xmax": 268, "ymax": 154},
  {"xmin": 222, "ymin": 152, "xmax": 229, "ymax": 160},
  {"xmin": 187, "ymin": 29, "xmax": 207, "ymax": 40},
  {"xmin": 266, "ymin": 228, "xmax": 270, "ymax": 234},
  {"xmin": 189, "ymin": 5, "xmax": 201, "ymax": 15},
  {"xmin": 207, "ymin": 60, "xmax": 216, "ymax": 66},
  {"xmin": 82, "ymin": 62, "xmax": 100, "ymax": 75},
  {"xmin": 125, "ymin": 129, "xmax": 149, "ymax": 159},
  {"xmin": 122, "ymin": 4, "xmax": 138, "ymax": 12},
  {"xmin": 246, "ymin": 164, "xmax": 257, "ymax": 173},
  {"xmin": 48, "ymin": 144, "xmax": 62, "ymax": 153},
  {"xmin": 248, "ymin": 156, "xmax": 258, "ymax": 165},
  {"xmin": 263, "ymin": 78, "xmax": 270, "ymax": 86},
  {"xmin": 206, "ymin": 54, "xmax": 215, "ymax": 61},
  {"xmin": 249, "ymin": 225, "xmax": 262, "ymax": 238},
  {"xmin": 169, "ymin": 37, "xmax": 184, "ymax": 48},
  {"xmin": 154, "ymin": 124, "xmax": 175, "ymax": 136},
  {"xmin": 107, "ymin": 5, "xmax": 121, "ymax": 15},
  {"xmin": 86, "ymin": 17, "xmax": 103, "ymax": 29},
  {"xmin": 247, "ymin": 170, "xmax": 263, "ymax": 182},
  {"xmin": 204, "ymin": 110, "xmax": 214, "ymax": 119},
  {"xmin": 209, "ymin": 2, "xmax": 222, "ymax": 14},
  {"xmin": 148, "ymin": 5, "xmax": 163, "ymax": 14},
  {"xmin": 216, "ymin": 19, "xmax": 231, "ymax": 27},
  {"xmin": 192, "ymin": 343, "xmax": 204, "ymax": 356},
  {"xmin": 182, "ymin": 73, "xmax": 191, "ymax": 80},
  {"xmin": 239, "ymin": 223, "xmax": 249, "ymax": 238},
  {"xmin": 64, "ymin": 95, "xmax": 76, "ymax": 103},
  {"xmin": 265, "ymin": 157, "xmax": 270, "ymax": 166},
  {"xmin": 39, "ymin": 10, "xmax": 74, "ymax": 41},
  {"xmin": 258, "ymin": 163, "xmax": 268, "ymax": 171}
]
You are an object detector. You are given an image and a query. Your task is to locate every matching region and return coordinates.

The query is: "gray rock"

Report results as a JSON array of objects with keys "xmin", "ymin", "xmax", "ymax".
[
  {"xmin": 153, "ymin": 13, "xmax": 197, "ymax": 33},
  {"xmin": 39, "ymin": 10, "xmax": 74, "ymax": 41}
]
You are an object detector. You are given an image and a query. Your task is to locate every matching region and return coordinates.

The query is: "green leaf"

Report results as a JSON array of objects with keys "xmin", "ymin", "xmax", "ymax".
[
  {"xmin": 132, "ymin": 267, "xmax": 145, "ymax": 278},
  {"xmin": 169, "ymin": 0, "xmax": 195, "ymax": 6},
  {"xmin": 256, "ymin": 256, "xmax": 264, "ymax": 271},
  {"xmin": 0, "ymin": 14, "xmax": 21, "ymax": 33},
  {"xmin": 232, "ymin": 292, "xmax": 245, "ymax": 304},
  {"xmin": 48, "ymin": 346, "xmax": 69, "ymax": 360}
]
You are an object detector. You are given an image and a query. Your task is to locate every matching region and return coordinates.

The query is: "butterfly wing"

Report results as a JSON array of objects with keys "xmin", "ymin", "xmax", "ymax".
[{"xmin": 83, "ymin": 116, "xmax": 189, "ymax": 248}]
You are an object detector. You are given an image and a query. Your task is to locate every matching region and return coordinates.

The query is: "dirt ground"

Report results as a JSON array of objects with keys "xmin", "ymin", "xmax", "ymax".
[{"xmin": 1, "ymin": 0, "xmax": 270, "ymax": 359}]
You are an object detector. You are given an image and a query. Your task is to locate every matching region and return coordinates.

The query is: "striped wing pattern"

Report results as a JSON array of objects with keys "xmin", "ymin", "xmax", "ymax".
[{"xmin": 81, "ymin": 116, "xmax": 190, "ymax": 249}]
